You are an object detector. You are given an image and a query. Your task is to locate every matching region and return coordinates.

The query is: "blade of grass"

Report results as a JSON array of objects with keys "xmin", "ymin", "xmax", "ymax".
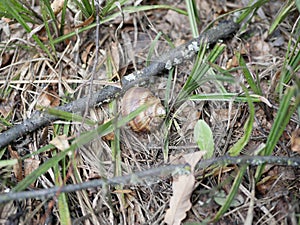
[
  {"xmin": 189, "ymin": 93, "xmax": 269, "ymax": 103},
  {"xmin": 176, "ymin": 43, "xmax": 225, "ymax": 106},
  {"xmin": 58, "ymin": 191, "xmax": 71, "ymax": 225},
  {"xmin": 269, "ymin": 0, "xmax": 295, "ymax": 35},
  {"xmin": 236, "ymin": 0, "xmax": 269, "ymax": 24},
  {"xmin": 45, "ymin": 107, "xmax": 97, "ymax": 126},
  {"xmin": 0, "ymin": 159, "xmax": 18, "ymax": 167},
  {"xmin": 162, "ymin": 68, "xmax": 175, "ymax": 162},
  {"xmin": 53, "ymin": 125, "xmax": 71, "ymax": 225},
  {"xmin": 72, "ymin": 0, "xmax": 94, "ymax": 18},
  {"xmin": 0, "ymin": 0, "xmax": 38, "ymax": 24},
  {"xmin": 213, "ymin": 86, "xmax": 254, "ymax": 219},
  {"xmin": 4, "ymin": 1, "xmax": 53, "ymax": 60},
  {"xmin": 255, "ymin": 86, "xmax": 299, "ymax": 181},
  {"xmin": 213, "ymin": 165, "xmax": 247, "ymax": 221},
  {"xmin": 278, "ymin": 34, "xmax": 300, "ymax": 97},
  {"xmin": 185, "ymin": 0, "xmax": 199, "ymax": 38},
  {"xmin": 59, "ymin": 0, "xmax": 68, "ymax": 36},
  {"xmin": 237, "ymin": 52, "xmax": 262, "ymax": 95},
  {"xmin": 228, "ymin": 86, "xmax": 255, "ymax": 156},
  {"xmin": 41, "ymin": 0, "xmax": 58, "ymax": 61},
  {"xmin": 146, "ymin": 32, "xmax": 163, "ymax": 66}
]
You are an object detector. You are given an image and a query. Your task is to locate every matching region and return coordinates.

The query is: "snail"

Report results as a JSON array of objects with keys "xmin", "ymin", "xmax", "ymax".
[{"xmin": 121, "ymin": 87, "xmax": 166, "ymax": 132}]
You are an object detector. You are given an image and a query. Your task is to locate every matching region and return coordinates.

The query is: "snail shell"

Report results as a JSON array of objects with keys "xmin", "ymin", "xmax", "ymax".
[{"xmin": 121, "ymin": 87, "xmax": 166, "ymax": 132}]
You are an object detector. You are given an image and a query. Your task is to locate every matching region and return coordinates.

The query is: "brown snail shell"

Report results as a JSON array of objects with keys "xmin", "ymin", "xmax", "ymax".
[{"xmin": 121, "ymin": 87, "xmax": 166, "ymax": 132}]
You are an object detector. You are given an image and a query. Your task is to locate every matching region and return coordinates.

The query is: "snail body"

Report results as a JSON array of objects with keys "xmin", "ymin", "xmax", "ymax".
[{"xmin": 121, "ymin": 87, "xmax": 166, "ymax": 132}]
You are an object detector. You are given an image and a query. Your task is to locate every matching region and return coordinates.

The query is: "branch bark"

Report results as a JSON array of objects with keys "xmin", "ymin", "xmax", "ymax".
[
  {"xmin": 0, "ymin": 21, "xmax": 239, "ymax": 149},
  {"xmin": 0, "ymin": 155, "xmax": 299, "ymax": 203}
]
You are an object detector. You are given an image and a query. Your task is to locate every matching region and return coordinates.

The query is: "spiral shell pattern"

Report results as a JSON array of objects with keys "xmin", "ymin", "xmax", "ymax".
[{"xmin": 121, "ymin": 87, "xmax": 166, "ymax": 132}]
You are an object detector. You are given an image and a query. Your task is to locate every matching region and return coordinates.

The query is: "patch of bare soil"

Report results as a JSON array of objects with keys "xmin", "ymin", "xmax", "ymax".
[{"xmin": 0, "ymin": 0, "xmax": 299, "ymax": 224}]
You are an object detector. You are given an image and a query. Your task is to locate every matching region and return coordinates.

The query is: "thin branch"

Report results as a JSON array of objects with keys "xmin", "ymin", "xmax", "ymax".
[
  {"xmin": 0, "ymin": 21, "xmax": 239, "ymax": 149},
  {"xmin": 0, "ymin": 155, "xmax": 299, "ymax": 203}
]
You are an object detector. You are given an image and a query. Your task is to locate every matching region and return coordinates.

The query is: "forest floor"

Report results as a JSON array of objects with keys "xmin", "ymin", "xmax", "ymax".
[{"xmin": 0, "ymin": 0, "xmax": 300, "ymax": 224}]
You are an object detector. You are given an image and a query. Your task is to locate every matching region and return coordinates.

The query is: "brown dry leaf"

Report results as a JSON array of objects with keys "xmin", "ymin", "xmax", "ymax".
[
  {"xmin": 50, "ymin": 134, "xmax": 70, "ymax": 151},
  {"xmin": 51, "ymin": 0, "xmax": 64, "ymax": 15},
  {"xmin": 0, "ymin": 52, "xmax": 12, "ymax": 68},
  {"xmin": 8, "ymin": 146, "xmax": 23, "ymax": 181},
  {"xmin": 74, "ymin": 14, "xmax": 94, "ymax": 28},
  {"xmin": 0, "ymin": 98, "xmax": 13, "ymax": 118},
  {"xmin": 81, "ymin": 42, "xmax": 94, "ymax": 65},
  {"xmin": 24, "ymin": 158, "xmax": 40, "ymax": 187},
  {"xmin": 110, "ymin": 41, "xmax": 120, "ymax": 75},
  {"xmin": 256, "ymin": 175, "xmax": 277, "ymax": 195},
  {"xmin": 102, "ymin": 131, "xmax": 115, "ymax": 141},
  {"xmin": 164, "ymin": 151, "xmax": 205, "ymax": 225},
  {"xmin": 24, "ymin": 158, "xmax": 40, "ymax": 177},
  {"xmin": 291, "ymin": 128, "xmax": 300, "ymax": 153},
  {"xmin": 36, "ymin": 89, "xmax": 60, "ymax": 108}
]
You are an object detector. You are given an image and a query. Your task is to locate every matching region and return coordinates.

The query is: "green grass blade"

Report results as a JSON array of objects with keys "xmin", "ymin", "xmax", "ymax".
[
  {"xmin": 269, "ymin": 0, "xmax": 295, "ymax": 35},
  {"xmin": 0, "ymin": 0, "xmax": 38, "ymax": 24},
  {"xmin": 176, "ymin": 43, "xmax": 225, "ymax": 105},
  {"xmin": 41, "ymin": 0, "xmax": 58, "ymax": 61},
  {"xmin": 255, "ymin": 87, "xmax": 299, "ymax": 181},
  {"xmin": 72, "ymin": 0, "xmax": 93, "ymax": 18},
  {"xmin": 46, "ymin": 107, "xmax": 97, "ymax": 126},
  {"xmin": 185, "ymin": 0, "xmax": 199, "ymax": 38},
  {"xmin": 0, "ymin": 159, "xmax": 18, "ymax": 167},
  {"xmin": 297, "ymin": 0, "xmax": 300, "ymax": 12},
  {"xmin": 236, "ymin": 0, "xmax": 269, "ymax": 24},
  {"xmin": 146, "ymin": 32, "xmax": 163, "ymax": 66},
  {"xmin": 53, "ymin": 129, "xmax": 71, "ymax": 225},
  {"xmin": 213, "ymin": 165, "xmax": 247, "ymax": 221},
  {"xmin": 280, "ymin": 36, "xmax": 300, "ymax": 93},
  {"xmin": 189, "ymin": 93, "xmax": 269, "ymax": 103},
  {"xmin": 228, "ymin": 86, "xmax": 255, "ymax": 156},
  {"xmin": 238, "ymin": 52, "xmax": 262, "ymax": 95},
  {"xmin": 4, "ymin": 1, "xmax": 53, "ymax": 60},
  {"xmin": 58, "ymin": 192, "xmax": 72, "ymax": 225},
  {"xmin": 59, "ymin": 0, "xmax": 69, "ymax": 36}
]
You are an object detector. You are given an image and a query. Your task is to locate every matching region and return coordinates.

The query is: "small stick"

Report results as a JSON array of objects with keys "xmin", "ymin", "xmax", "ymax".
[
  {"xmin": 0, "ymin": 21, "xmax": 239, "ymax": 149},
  {"xmin": 0, "ymin": 155, "xmax": 299, "ymax": 203}
]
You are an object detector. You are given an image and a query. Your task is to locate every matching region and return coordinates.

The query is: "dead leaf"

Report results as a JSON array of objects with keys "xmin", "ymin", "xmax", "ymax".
[
  {"xmin": 0, "ymin": 98, "xmax": 13, "ymax": 118},
  {"xmin": 8, "ymin": 146, "xmax": 22, "ymax": 181},
  {"xmin": 0, "ymin": 52, "xmax": 12, "ymax": 68},
  {"xmin": 24, "ymin": 158, "xmax": 40, "ymax": 187},
  {"xmin": 50, "ymin": 134, "xmax": 70, "ymax": 150},
  {"xmin": 164, "ymin": 151, "xmax": 205, "ymax": 225},
  {"xmin": 256, "ymin": 175, "xmax": 277, "ymax": 195},
  {"xmin": 36, "ymin": 89, "xmax": 60, "ymax": 108},
  {"xmin": 102, "ymin": 131, "xmax": 115, "ymax": 141},
  {"xmin": 81, "ymin": 42, "xmax": 94, "ymax": 65},
  {"xmin": 51, "ymin": 0, "xmax": 64, "ymax": 15},
  {"xmin": 291, "ymin": 128, "xmax": 300, "ymax": 153},
  {"xmin": 110, "ymin": 41, "xmax": 120, "ymax": 75},
  {"xmin": 74, "ymin": 14, "xmax": 94, "ymax": 28},
  {"xmin": 24, "ymin": 158, "xmax": 40, "ymax": 177}
]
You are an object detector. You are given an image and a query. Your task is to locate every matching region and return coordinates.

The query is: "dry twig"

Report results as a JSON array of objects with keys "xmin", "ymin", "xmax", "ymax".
[{"xmin": 0, "ymin": 155, "xmax": 299, "ymax": 203}]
